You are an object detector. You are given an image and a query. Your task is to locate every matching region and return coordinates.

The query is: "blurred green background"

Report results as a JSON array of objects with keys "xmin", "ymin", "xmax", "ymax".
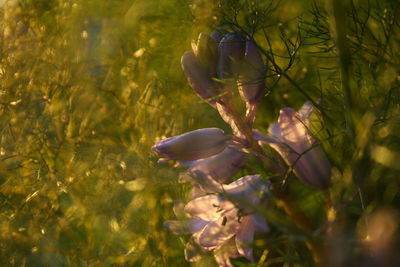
[{"xmin": 0, "ymin": 0, "xmax": 399, "ymax": 266}]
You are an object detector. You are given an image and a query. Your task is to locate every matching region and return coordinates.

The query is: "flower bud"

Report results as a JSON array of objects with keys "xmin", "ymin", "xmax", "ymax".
[
  {"xmin": 238, "ymin": 39, "xmax": 266, "ymax": 125},
  {"xmin": 238, "ymin": 40, "xmax": 266, "ymax": 105},
  {"xmin": 218, "ymin": 32, "xmax": 246, "ymax": 80},
  {"xmin": 181, "ymin": 51, "xmax": 220, "ymax": 106},
  {"xmin": 152, "ymin": 128, "xmax": 230, "ymax": 161},
  {"xmin": 210, "ymin": 27, "xmax": 228, "ymax": 44},
  {"xmin": 192, "ymin": 33, "xmax": 218, "ymax": 77}
]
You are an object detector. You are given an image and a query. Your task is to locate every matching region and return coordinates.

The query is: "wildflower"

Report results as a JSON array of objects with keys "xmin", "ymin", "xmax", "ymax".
[
  {"xmin": 164, "ymin": 175, "xmax": 269, "ymax": 266},
  {"xmin": 192, "ymin": 32, "xmax": 218, "ymax": 76},
  {"xmin": 180, "ymin": 148, "xmax": 247, "ymax": 183},
  {"xmin": 218, "ymin": 32, "xmax": 246, "ymax": 80},
  {"xmin": 254, "ymin": 102, "xmax": 331, "ymax": 189},
  {"xmin": 181, "ymin": 50, "xmax": 220, "ymax": 106},
  {"xmin": 152, "ymin": 128, "xmax": 230, "ymax": 162},
  {"xmin": 237, "ymin": 39, "xmax": 266, "ymax": 125}
]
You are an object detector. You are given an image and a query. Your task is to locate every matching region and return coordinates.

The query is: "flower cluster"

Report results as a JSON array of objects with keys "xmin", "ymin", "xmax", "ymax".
[{"xmin": 151, "ymin": 29, "xmax": 331, "ymax": 266}]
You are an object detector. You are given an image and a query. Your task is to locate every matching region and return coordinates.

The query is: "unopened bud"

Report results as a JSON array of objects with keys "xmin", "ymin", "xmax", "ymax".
[
  {"xmin": 152, "ymin": 128, "xmax": 230, "ymax": 161},
  {"xmin": 193, "ymin": 33, "xmax": 217, "ymax": 76},
  {"xmin": 181, "ymin": 51, "xmax": 220, "ymax": 106},
  {"xmin": 218, "ymin": 32, "xmax": 246, "ymax": 80},
  {"xmin": 238, "ymin": 40, "xmax": 266, "ymax": 105}
]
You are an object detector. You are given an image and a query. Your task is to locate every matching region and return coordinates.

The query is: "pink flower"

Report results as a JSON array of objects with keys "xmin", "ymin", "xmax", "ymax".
[
  {"xmin": 164, "ymin": 175, "xmax": 269, "ymax": 266},
  {"xmin": 179, "ymin": 148, "xmax": 247, "ymax": 183},
  {"xmin": 181, "ymin": 50, "xmax": 220, "ymax": 107},
  {"xmin": 254, "ymin": 102, "xmax": 331, "ymax": 189},
  {"xmin": 237, "ymin": 39, "xmax": 266, "ymax": 125},
  {"xmin": 152, "ymin": 128, "xmax": 230, "ymax": 162},
  {"xmin": 218, "ymin": 32, "xmax": 246, "ymax": 79}
]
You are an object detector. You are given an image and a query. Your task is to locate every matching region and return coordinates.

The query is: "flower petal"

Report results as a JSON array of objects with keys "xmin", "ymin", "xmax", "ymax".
[
  {"xmin": 193, "ymin": 33, "xmax": 218, "ymax": 76},
  {"xmin": 298, "ymin": 101, "xmax": 314, "ymax": 122},
  {"xmin": 218, "ymin": 32, "xmax": 246, "ymax": 79},
  {"xmin": 188, "ymin": 217, "xmax": 209, "ymax": 232},
  {"xmin": 238, "ymin": 40, "xmax": 266, "ymax": 105},
  {"xmin": 278, "ymin": 108, "xmax": 313, "ymax": 147},
  {"xmin": 185, "ymin": 195, "xmax": 234, "ymax": 221},
  {"xmin": 173, "ymin": 200, "xmax": 186, "ymax": 219},
  {"xmin": 214, "ymin": 237, "xmax": 240, "ymax": 267},
  {"xmin": 216, "ymin": 102, "xmax": 243, "ymax": 138},
  {"xmin": 251, "ymin": 213, "xmax": 269, "ymax": 233},
  {"xmin": 181, "ymin": 51, "xmax": 220, "ymax": 106},
  {"xmin": 182, "ymin": 148, "xmax": 247, "ymax": 183},
  {"xmin": 253, "ymin": 129, "xmax": 280, "ymax": 145},
  {"xmin": 185, "ymin": 238, "xmax": 204, "ymax": 262},
  {"xmin": 223, "ymin": 175, "xmax": 263, "ymax": 195},
  {"xmin": 268, "ymin": 122, "xmax": 283, "ymax": 140},
  {"xmin": 198, "ymin": 210, "xmax": 240, "ymax": 248},
  {"xmin": 190, "ymin": 185, "xmax": 207, "ymax": 199},
  {"xmin": 152, "ymin": 128, "xmax": 229, "ymax": 161},
  {"xmin": 235, "ymin": 216, "xmax": 255, "ymax": 261},
  {"xmin": 191, "ymin": 170, "xmax": 223, "ymax": 193},
  {"xmin": 291, "ymin": 145, "xmax": 331, "ymax": 189}
]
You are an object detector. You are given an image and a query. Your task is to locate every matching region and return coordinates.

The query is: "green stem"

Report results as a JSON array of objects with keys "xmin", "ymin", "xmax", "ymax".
[{"xmin": 330, "ymin": 0, "xmax": 356, "ymax": 139}]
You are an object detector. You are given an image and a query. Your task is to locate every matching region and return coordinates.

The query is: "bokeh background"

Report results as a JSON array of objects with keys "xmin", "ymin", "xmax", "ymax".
[{"xmin": 0, "ymin": 0, "xmax": 399, "ymax": 266}]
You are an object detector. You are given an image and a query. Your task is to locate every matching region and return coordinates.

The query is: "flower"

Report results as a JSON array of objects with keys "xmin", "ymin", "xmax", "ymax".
[
  {"xmin": 181, "ymin": 30, "xmax": 266, "ymax": 138},
  {"xmin": 218, "ymin": 32, "xmax": 246, "ymax": 80},
  {"xmin": 192, "ymin": 32, "xmax": 218, "ymax": 77},
  {"xmin": 179, "ymin": 148, "xmax": 247, "ymax": 183},
  {"xmin": 181, "ymin": 50, "xmax": 220, "ymax": 107},
  {"xmin": 152, "ymin": 128, "xmax": 230, "ymax": 162},
  {"xmin": 254, "ymin": 102, "xmax": 331, "ymax": 189},
  {"xmin": 237, "ymin": 39, "xmax": 266, "ymax": 125},
  {"xmin": 164, "ymin": 175, "xmax": 269, "ymax": 266}
]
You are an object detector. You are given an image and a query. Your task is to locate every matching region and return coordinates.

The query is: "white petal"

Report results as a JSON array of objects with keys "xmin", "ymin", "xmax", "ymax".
[
  {"xmin": 298, "ymin": 101, "xmax": 314, "ymax": 122},
  {"xmin": 191, "ymin": 170, "xmax": 223, "ymax": 193},
  {"xmin": 185, "ymin": 195, "xmax": 232, "ymax": 221},
  {"xmin": 268, "ymin": 123, "xmax": 282, "ymax": 140},
  {"xmin": 214, "ymin": 237, "xmax": 240, "ymax": 267},
  {"xmin": 235, "ymin": 216, "xmax": 255, "ymax": 261},
  {"xmin": 198, "ymin": 212, "xmax": 240, "ymax": 248},
  {"xmin": 214, "ymin": 253, "xmax": 234, "ymax": 267},
  {"xmin": 216, "ymin": 102, "xmax": 244, "ymax": 138},
  {"xmin": 253, "ymin": 129, "xmax": 280, "ymax": 145},
  {"xmin": 223, "ymin": 175, "xmax": 262, "ymax": 193},
  {"xmin": 189, "ymin": 148, "xmax": 247, "ymax": 183},
  {"xmin": 278, "ymin": 108, "xmax": 311, "ymax": 145},
  {"xmin": 190, "ymin": 185, "xmax": 207, "ymax": 199},
  {"xmin": 188, "ymin": 217, "xmax": 208, "ymax": 232}
]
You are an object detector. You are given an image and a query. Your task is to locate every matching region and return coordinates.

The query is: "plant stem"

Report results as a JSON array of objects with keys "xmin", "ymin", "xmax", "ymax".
[
  {"xmin": 330, "ymin": 0, "xmax": 356, "ymax": 139},
  {"xmin": 274, "ymin": 187, "xmax": 323, "ymax": 263}
]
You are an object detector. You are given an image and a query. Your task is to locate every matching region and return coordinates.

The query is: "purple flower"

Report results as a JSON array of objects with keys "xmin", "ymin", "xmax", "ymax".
[
  {"xmin": 164, "ymin": 175, "xmax": 269, "ymax": 266},
  {"xmin": 238, "ymin": 39, "xmax": 266, "ymax": 125},
  {"xmin": 218, "ymin": 32, "xmax": 246, "ymax": 80},
  {"xmin": 192, "ymin": 32, "xmax": 218, "ymax": 77},
  {"xmin": 152, "ymin": 128, "xmax": 230, "ymax": 162},
  {"xmin": 255, "ymin": 102, "xmax": 331, "ymax": 189},
  {"xmin": 180, "ymin": 148, "xmax": 247, "ymax": 183},
  {"xmin": 181, "ymin": 50, "xmax": 221, "ymax": 106}
]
